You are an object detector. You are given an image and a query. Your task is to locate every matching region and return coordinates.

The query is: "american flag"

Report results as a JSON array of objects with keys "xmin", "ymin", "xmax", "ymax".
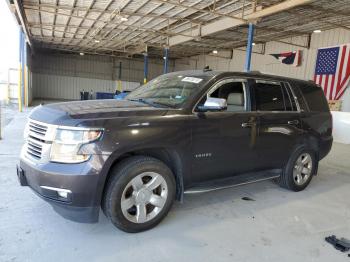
[{"xmin": 314, "ymin": 44, "xmax": 350, "ymax": 100}]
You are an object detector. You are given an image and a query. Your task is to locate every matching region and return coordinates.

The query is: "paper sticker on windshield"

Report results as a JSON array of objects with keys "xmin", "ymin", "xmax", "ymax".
[{"xmin": 181, "ymin": 77, "xmax": 203, "ymax": 84}]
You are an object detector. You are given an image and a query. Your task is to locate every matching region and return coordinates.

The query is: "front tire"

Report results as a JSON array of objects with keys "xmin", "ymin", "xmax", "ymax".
[
  {"xmin": 103, "ymin": 156, "xmax": 176, "ymax": 233},
  {"xmin": 277, "ymin": 147, "xmax": 317, "ymax": 192}
]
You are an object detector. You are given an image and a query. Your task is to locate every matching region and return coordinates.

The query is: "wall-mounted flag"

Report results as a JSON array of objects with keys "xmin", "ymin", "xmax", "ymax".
[
  {"xmin": 270, "ymin": 50, "xmax": 301, "ymax": 66},
  {"xmin": 314, "ymin": 44, "xmax": 350, "ymax": 100}
]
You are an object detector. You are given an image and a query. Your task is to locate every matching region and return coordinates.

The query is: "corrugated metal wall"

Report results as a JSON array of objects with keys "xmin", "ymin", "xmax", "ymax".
[
  {"xmin": 175, "ymin": 28, "xmax": 350, "ymax": 111},
  {"xmin": 32, "ymin": 74, "xmax": 140, "ymax": 100},
  {"xmin": 31, "ymin": 53, "xmax": 182, "ymax": 101}
]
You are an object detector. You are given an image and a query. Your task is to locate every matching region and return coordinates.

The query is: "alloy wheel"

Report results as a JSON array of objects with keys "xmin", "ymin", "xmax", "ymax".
[
  {"xmin": 121, "ymin": 172, "xmax": 168, "ymax": 223},
  {"xmin": 293, "ymin": 153, "xmax": 313, "ymax": 186}
]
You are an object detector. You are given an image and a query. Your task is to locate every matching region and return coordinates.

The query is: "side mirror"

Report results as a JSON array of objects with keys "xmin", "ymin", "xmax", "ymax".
[{"xmin": 197, "ymin": 97, "xmax": 227, "ymax": 112}]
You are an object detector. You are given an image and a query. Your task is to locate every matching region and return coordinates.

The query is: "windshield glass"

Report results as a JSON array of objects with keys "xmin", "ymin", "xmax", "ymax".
[{"xmin": 127, "ymin": 73, "xmax": 210, "ymax": 108}]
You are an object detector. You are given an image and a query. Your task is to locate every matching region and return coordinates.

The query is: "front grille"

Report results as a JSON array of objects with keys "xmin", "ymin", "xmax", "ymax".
[
  {"xmin": 25, "ymin": 120, "xmax": 50, "ymax": 161},
  {"xmin": 27, "ymin": 138, "xmax": 43, "ymax": 159},
  {"xmin": 28, "ymin": 121, "xmax": 48, "ymax": 138}
]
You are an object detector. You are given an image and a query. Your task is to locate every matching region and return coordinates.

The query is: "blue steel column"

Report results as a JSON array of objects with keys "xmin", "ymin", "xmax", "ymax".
[
  {"xmin": 244, "ymin": 23, "xmax": 255, "ymax": 72},
  {"xmin": 163, "ymin": 47, "xmax": 169, "ymax": 74},
  {"xmin": 143, "ymin": 53, "xmax": 148, "ymax": 84}
]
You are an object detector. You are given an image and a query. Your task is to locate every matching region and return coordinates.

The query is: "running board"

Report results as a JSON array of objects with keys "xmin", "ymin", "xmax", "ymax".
[{"xmin": 184, "ymin": 169, "xmax": 281, "ymax": 194}]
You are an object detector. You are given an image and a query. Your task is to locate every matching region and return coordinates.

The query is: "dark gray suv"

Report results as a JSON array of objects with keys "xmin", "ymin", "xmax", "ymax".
[{"xmin": 17, "ymin": 71, "xmax": 332, "ymax": 232}]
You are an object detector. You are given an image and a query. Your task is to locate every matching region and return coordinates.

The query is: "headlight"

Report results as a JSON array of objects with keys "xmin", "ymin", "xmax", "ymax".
[{"xmin": 50, "ymin": 128, "xmax": 103, "ymax": 164}]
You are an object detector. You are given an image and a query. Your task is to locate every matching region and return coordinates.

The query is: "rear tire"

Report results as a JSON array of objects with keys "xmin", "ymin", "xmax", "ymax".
[
  {"xmin": 103, "ymin": 156, "xmax": 176, "ymax": 233},
  {"xmin": 277, "ymin": 147, "xmax": 317, "ymax": 192}
]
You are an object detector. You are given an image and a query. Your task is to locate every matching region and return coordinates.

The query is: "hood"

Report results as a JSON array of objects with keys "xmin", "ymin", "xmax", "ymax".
[{"xmin": 29, "ymin": 99, "xmax": 169, "ymax": 125}]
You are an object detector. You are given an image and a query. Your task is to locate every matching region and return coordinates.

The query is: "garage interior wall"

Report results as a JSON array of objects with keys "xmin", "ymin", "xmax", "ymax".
[
  {"xmin": 31, "ymin": 53, "xmax": 182, "ymax": 101},
  {"xmin": 175, "ymin": 28, "xmax": 350, "ymax": 112}
]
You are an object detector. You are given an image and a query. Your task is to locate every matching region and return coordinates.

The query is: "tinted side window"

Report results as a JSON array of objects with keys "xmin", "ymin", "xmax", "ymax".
[
  {"xmin": 208, "ymin": 81, "xmax": 246, "ymax": 112},
  {"xmin": 298, "ymin": 83, "xmax": 329, "ymax": 112},
  {"xmin": 254, "ymin": 81, "xmax": 285, "ymax": 111},
  {"xmin": 282, "ymin": 84, "xmax": 297, "ymax": 111},
  {"xmin": 281, "ymin": 86, "xmax": 293, "ymax": 111}
]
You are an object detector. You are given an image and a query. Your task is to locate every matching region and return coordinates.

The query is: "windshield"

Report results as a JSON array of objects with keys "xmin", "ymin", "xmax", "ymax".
[{"xmin": 127, "ymin": 73, "xmax": 210, "ymax": 108}]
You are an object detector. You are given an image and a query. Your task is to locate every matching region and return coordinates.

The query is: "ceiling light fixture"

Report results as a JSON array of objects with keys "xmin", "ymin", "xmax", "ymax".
[
  {"xmin": 79, "ymin": 52, "xmax": 84, "ymax": 56},
  {"xmin": 120, "ymin": 17, "xmax": 128, "ymax": 22},
  {"xmin": 313, "ymin": 29, "xmax": 322, "ymax": 33},
  {"xmin": 212, "ymin": 50, "xmax": 218, "ymax": 54},
  {"xmin": 252, "ymin": 43, "xmax": 256, "ymax": 46},
  {"xmin": 94, "ymin": 39, "xmax": 100, "ymax": 43}
]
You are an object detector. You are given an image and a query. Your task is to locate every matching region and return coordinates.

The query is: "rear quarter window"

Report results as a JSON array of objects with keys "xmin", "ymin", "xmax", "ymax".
[{"xmin": 295, "ymin": 82, "xmax": 330, "ymax": 112}]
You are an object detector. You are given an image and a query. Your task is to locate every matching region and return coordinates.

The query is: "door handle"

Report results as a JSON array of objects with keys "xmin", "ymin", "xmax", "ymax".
[
  {"xmin": 241, "ymin": 122, "xmax": 253, "ymax": 128},
  {"xmin": 287, "ymin": 120, "xmax": 299, "ymax": 125}
]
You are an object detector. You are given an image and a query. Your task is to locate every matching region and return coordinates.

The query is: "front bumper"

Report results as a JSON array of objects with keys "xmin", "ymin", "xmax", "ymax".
[{"xmin": 18, "ymin": 154, "xmax": 108, "ymax": 223}]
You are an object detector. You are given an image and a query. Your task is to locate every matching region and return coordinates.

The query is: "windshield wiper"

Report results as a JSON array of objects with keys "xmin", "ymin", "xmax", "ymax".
[
  {"xmin": 150, "ymin": 100, "xmax": 175, "ymax": 108},
  {"xmin": 128, "ymin": 98, "xmax": 170, "ymax": 108}
]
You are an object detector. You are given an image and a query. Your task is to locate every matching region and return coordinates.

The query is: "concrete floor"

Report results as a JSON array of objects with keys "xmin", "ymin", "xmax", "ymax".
[{"xmin": 1, "ymin": 106, "xmax": 350, "ymax": 262}]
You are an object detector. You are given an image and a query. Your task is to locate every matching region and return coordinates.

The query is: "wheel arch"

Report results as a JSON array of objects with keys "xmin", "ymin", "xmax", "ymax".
[
  {"xmin": 99, "ymin": 147, "xmax": 185, "ymax": 207},
  {"xmin": 290, "ymin": 134, "xmax": 320, "ymax": 175}
]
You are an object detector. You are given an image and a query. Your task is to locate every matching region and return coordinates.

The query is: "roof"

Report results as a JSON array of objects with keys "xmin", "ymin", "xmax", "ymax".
[
  {"xmin": 163, "ymin": 69, "xmax": 315, "ymax": 85},
  {"xmin": 10, "ymin": 0, "xmax": 350, "ymax": 59}
]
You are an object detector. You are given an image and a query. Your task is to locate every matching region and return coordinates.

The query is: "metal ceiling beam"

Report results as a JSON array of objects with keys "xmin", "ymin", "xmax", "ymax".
[
  {"xmin": 38, "ymin": 0, "xmax": 43, "ymax": 37},
  {"xmin": 245, "ymin": 0, "xmax": 311, "ymax": 20},
  {"xmin": 168, "ymin": 0, "xmax": 313, "ymax": 46},
  {"xmin": 61, "ymin": 0, "xmax": 77, "ymax": 41},
  {"xmin": 284, "ymin": 9, "xmax": 350, "ymax": 32},
  {"xmin": 14, "ymin": 0, "xmax": 33, "ymax": 46},
  {"xmin": 110, "ymin": 0, "xmax": 204, "ymax": 50},
  {"xmin": 90, "ymin": 0, "xmax": 129, "ymax": 40},
  {"xmin": 24, "ymin": 0, "xmax": 252, "ymax": 54},
  {"xmin": 52, "ymin": 0, "xmax": 59, "ymax": 37},
  {"xmin": 146, "ymin": 0, "xmax": 252, "ymax": 45},
  {"xmin": 25, "ymin": 7, "xmax": 200, "ymax": 39},
  {"xmin": 72, "ymin": 0, "xmax": 107, "ymax": 47},
  {"xmin": 34, "ymin": 35, "xmax": 159, "ymax": 49},
  {"xmin": 325, "ymin": 22, "xmax": 350, "ymax": 32},
  {"xmin": 23, "ymin": 3, "xmax": 203, "ymax": 24},
  {"xmin": 300, "ymin": 5, "xmax": 350, "ymax": 18},
  {"xmin": 93, "ymin": 0, "xmax": 151, "ymax": 50},
  {"xmin": 124, "ymin": 0, "xmax": 246, "ymax": 48},
  {"xmin": 297, "ymin": 5, "xmax": 350, "ymax": 31},
  {"xmin": 153, "ymin": 0, "xmax": 246, "ymax": 22},
  {"xmin": 273, "ymin": 40, "xmax": 309, "ymax": 48},
  {"xmin": 29, "ymin": 23, "xmax": 157, "ymax": 35}
]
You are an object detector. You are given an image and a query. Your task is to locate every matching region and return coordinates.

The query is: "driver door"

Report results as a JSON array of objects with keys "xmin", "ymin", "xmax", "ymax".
[{"xmin": 190, "ymin": 78, "xmax": 259, "ymax": 183}]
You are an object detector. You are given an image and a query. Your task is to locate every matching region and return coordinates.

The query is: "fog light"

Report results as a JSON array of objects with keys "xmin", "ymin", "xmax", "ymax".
[
  {"xmin": 40, "ymin": 186, "xmax": 72, "ymax": 202},
  {"xmin": 57, "ymin": 191, "xmax": 68, "ymax": 198}
]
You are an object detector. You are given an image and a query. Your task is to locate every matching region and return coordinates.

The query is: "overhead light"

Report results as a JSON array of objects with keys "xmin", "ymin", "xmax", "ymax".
[
  {"xmin": 120, "ymin": 17, "xmax": 128, "ymax": 22},
  {"xmin": 252, "ymin": 43, "xmax": 256, "ymax": 46},
  {"xmin": 79, "ymin": 52, "xmax": 84, "ymax": 56},
  {"xmin": 94, "ymin": 39, "xmax": 100, "ymax": 43},
  {"xmin": 212, "ymin": 50, "xmax": 218, "ymax": 54},
  {"xmin": 313, "ymin": 29, "xmax": 322, "ymax": 33},
  {"xmin": 163, "ymin": 56, "xmax": 167, "ymax": 60}
]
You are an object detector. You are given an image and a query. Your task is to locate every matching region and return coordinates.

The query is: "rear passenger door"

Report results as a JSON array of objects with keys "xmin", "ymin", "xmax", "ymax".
[{"xmin": 252, "ymin": 80, "xmax": 304, "ymax": 170}]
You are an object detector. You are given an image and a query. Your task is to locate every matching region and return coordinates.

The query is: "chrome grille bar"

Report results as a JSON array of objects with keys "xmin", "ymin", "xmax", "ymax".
[{"xmin": 25, "ymin": 120, "xmax": 50, "ymax": 160}]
